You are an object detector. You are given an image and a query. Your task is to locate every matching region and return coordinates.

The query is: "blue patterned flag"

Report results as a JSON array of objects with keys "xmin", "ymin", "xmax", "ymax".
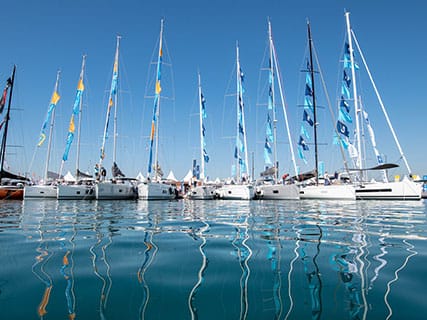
[
  {"xmin": 303, "ymin": 110, "xmax": 314, "ymax": 126},
  {"xmin": 337, "ymin": 120, "xmax": 350, "ymax": 137},
  {"xmin": 298, "ymin": 135, "xmax": 309, "ymax": 151}
]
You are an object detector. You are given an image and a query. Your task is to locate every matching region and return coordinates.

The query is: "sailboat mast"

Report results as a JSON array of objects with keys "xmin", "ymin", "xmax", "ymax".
[
  {"xmin": 44, "ymin": 70, "xmax": 61, "ymax": 182},
  {"xmin": 0, "ymin": 65, "xmax": 16, "ymax": 184},
  {"xmin": 268, "ymin": 20, "xmax": 278, "ymax": 182},
  {"xmin": 235, "ymin": 42, "xmax": 241, "ymax": 179},
  {"xmin": 75, "ymin": 55, "xmax": 86, "ymax": 176},
  {"xmin": 99, "ymin": 35, "xmax": 120, "ymax": 171},
  {"xmin": 345, "ymin": 12, "xmax": 363, "ymax": 173},
  {"xmin": 113, "ymin": 37, "xmax": 120, "ymax": 166},
  {"xmin": 198, "ymin": 72, "xmax": 205, "ymax": 180},
  {"xmin": 235, "ymin": 42, "xmax": 249, "ymax": 181},
  {"xmin": 307, "ymin": 21, "xmax": 319, "ymax": 185},
  {"xmin": 154, "ymin": 19, "xmax": 164, "ymax": 181}
]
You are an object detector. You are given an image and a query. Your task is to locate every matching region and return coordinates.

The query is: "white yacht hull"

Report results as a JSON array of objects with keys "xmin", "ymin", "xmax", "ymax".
[
  {"xmin": 95, "ymin": 181, "xmax": 136, "ymax": 200},
  {"xmin": 355, "ymin": 178, "xmax": 421, "ymax": 200},
  {"xmin": 255, "ymin": 184, "xmax": 300, "ymax": 200},
  {"xmin": 57, "ymin": 184, "xmax": 95, "ymax": 200},
  {"xmin": 188, "ymin": 185, "xmax": 216, "ymax": 200},
  {"xmin": 215, "ymin": 184, "xmax": 254, "ymax": 200},
  {"xmin": 24, "ymin": 185, "xmax": 57, "ymax": 199},
  {"xmin": 138, "ymin": 182, "xmax": 176, "ymax": 200},
  {"xmin": 299, "ymin": 184, "xmax": 355, "ymax": 200}
]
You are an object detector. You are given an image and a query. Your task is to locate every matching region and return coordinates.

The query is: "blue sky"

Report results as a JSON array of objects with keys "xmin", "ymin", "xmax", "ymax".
[{"xmin": 1, "ymin": 0, "xmax": 426, "ymax": 181}]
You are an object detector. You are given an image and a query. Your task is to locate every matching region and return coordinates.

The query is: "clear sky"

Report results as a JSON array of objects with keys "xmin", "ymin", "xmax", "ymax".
[{"xmin": 1, "ymin": 0, "xmax": 426, "ymax": 182}]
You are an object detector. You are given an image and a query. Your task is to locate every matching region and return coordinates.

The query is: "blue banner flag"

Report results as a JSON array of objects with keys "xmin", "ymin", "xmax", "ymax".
[
  {"xmin": 298, "ymin": 135, "xmax": 309, "ymax": 151},
  {"xmin": 337, "ymin": 120, "xmax": 350, "ymax": 137},
  {"xmin": 303, "ymin": 110, "xmax": 314, "ymax": 126}
]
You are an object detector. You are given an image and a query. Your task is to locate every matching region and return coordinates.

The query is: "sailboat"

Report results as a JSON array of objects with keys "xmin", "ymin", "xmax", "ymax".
[
  {"xmin": 298, "ymin": 21, "xmax": 355, "ymax": 200},
  {"xmin": 215, "ymin": 42, "xmax": 254, "ymax": 200},
  {"xmin": 188, "ymin": 73, "xmax": 216, "ymax": 200},
  {"xmin": 255, "ymin": 20, "xmax": 300, "ymax": 200},
  {"xmin": 138, "ymin": 19, "xmax": 177, "ymax": 200},
  {"xmin": 0, "ymin": 65, "xmax": 28, "ymax": 200},
  {"xmin": 57, "ymin": 55, "xmax": 95, "ymax": 200},
  {"xmin": 337, "ymin": 12, "xmax": 421, "ymax": 200},
  {"xmin": 95, "ymin": 36, "xmax": 137, "ymax": 200},
  {"xmin": 24, "ymin": 71, "xmax": 61, "ymax": 199}
]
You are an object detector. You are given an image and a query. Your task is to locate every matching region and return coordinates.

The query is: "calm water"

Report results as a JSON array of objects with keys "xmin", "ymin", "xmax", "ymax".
[{"xmin": 1, "ymin": 199, "xmax": 426, "ymax": 319}]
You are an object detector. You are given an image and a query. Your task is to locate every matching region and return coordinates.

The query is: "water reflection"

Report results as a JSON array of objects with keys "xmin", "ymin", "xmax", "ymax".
[
  {"xmin": 187, "ymin": 204, "xmax": 209, "ymax": 320},
  {"xmin": 137, "ymin": 203, "xmax": 158, "ymax": 320},
  {"xmin": 91, "ymin": 204, "xmax": 116, "ymax": 319},
  {"xmin": 1, "ymin": 199, "xmax": 425, "ymax": 319}
]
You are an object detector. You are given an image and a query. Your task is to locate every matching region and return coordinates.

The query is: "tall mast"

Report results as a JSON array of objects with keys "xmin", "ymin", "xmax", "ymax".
[
  {"xmin": 268, "ymin": 20, "xmax": 278, "ymax": 182},
  {"xmin": 59, "ymin": 55, "xmax": 86, "ymax": 178},
  {"xmin": 307, "ymin": 21, "xmax": 319, "ymax": 185},
  {"xmin": 345, "ymin": 12, "xmax": 363, "ymax": 173},
  {"xmin": 235, "ymin": 42, "xmax": 249, "ymax": 181},
  {"xmin": 235, "ymin": 42, "xmax": 241, "ymax": 179},
  {"xmin": 147, "ymin": 19, "xmax": 164, "ymax": 180},
  {"xmin": 154, "ymin": 19, "xmax": 164, "ymax": 181},
  {"xmin": 75, "ymin": 55, "xmax": 86, "ymax": 176},
  {"xmin": 0, "ymin": 65, "xmax": 16, "ymax": 184},
  {"xmin": 99, "ymin": 35, "xmax": 120, "ymax": 171},
  {"xmin": 44, "ymin": 70, "xmax": 61, "ymax": 182},
  {"xmin": 198, "ymin": 72, "xmax": 205, "ymax": 180}
]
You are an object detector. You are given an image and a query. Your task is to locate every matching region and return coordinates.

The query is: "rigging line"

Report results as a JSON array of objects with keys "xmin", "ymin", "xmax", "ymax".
[{"xmin": 351, "ymin": 29, "xmax": 412, "ymax": 174}]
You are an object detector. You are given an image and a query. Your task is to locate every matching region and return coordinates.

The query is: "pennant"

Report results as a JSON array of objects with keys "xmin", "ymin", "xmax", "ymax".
[
  {"xmin": 341, "ymin": 82, "xmax": 350, "ymax": 99},
  {"xmin": 0, "ymin": 78, "xmax": 11, "ymax": 114},
  {"xmin": 62, "ymin": 132, "xmax": 74, "ymax": 161},
  {"xmin": 300, "ymin": 124, "xmax": 310, "ymax": 139},
  {"xmin": 264, "ymin": 139, "xmax": 272, "ymax": 165},
  {"xmin": 303, "ymin": 110, "xmax": 314, "ymax": 126},
  {"xmin": 239, "ymin": 122, "xmax": 244, "ymax": 135},
  {"xmin": 339, "ymin": 108, "xmax": 353, "ymax": 123},
  {"xmin": 266, "ymin": 114, "xmax": 273, "ymax": 142},
  {"xmin": 236, "ymin": 136, "xmax": 244, "ymax": 153},
  {"xmin": 343, "ymin": 70, "xmax": 351, "ymax": 88},
  {"xmin": 50, "ymin": 91, "xmax": 60, "ymax": 105},
  {"xmin": 203, "ymin": 148, "xmax": 209, "ymax": 163},
  {"xmin": 337, "ymin": 120, "xmax": 350, "ymax": 137},
  {"xmin": 297, "ymin": 145, "xmax": 308, "ymax": 164},
  {"xmin": 38, "ymin": 90, "xmax": 61, "ymax": 147},
  {"xmin": 201, "ymin": 93, "xmax": 207, "ymax": 118},
  {"xmin": 298, "ymin": 135, "xmax": 309, "ymax": 151},
  {"xmin": 304, "ymin": 96, "xmax": 313, "ymax": 112},
  {"xmin": 340, "ymin": 96, "xmax": 350, "ymax": 113}
]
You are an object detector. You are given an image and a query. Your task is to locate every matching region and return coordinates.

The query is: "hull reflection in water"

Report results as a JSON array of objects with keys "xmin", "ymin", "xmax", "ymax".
[{"xmin": 0, "ymin": 199, "xmax": 425, "ymax": 319}]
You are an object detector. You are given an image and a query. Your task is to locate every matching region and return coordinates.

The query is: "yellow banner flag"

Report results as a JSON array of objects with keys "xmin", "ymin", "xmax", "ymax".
[
  {"xmin": 77, "ymin": 79, "xmax": 84, "ymax": 91},
  {"xmin": 50, "ymin": 91, "xmax": 60, "ymax": 105}
]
